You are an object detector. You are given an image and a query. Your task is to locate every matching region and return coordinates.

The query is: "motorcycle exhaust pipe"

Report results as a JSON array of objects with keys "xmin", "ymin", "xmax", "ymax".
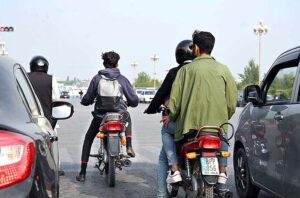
[{"xmin": 122, "ymin": 159, "xmax": 132, "ymax": 167}]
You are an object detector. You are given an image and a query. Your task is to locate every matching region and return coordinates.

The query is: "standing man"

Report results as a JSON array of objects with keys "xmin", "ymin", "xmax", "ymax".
[
  {"xmin": 166, "ymin": 31, "xmax": 237, "ymax": 191},
  {"xmin": 144, "ymin": 40, "xmax": 195, "ymax": 197},
  {"xmin": 27, "ymin": 55, "xmax": 60, "ymax": 128},
  {"xmin": 76, "ymin": 51, "xmax": 139, "ymax": 182}
]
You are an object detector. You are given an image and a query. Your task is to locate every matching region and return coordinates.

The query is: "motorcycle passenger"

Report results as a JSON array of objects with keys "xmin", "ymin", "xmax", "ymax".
[
  {"xmin": 76, "ymin": 51, "xmax": 139, "ymax": 182},
  {"xmin": 144, "ymin": 40, "xmax": 194, "ymax": 197},
  {"xmin": 27, "ymin": 55, "xmax": 60, "ymax": 129},
  {"xmin": 164, "ymin": 31, "xmax": 237, "ymax": 191}
]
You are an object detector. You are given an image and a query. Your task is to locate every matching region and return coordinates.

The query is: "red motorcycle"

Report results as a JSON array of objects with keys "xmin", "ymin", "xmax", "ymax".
[
  {"xmin": 90, "ymin": 113, "xmax": 131, "ymax": 187},
  {"xmin": 167, "ymin": 124, "xmax": 234, "ymax": 198}
]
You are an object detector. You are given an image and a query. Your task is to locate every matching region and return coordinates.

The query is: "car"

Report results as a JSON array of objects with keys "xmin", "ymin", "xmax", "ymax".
[
  {"xmin": 135, "ymin": 89, "xmax": 144, "ymax": 102},
  {"xmin": 0, "ymin": 56, "xmax": 74, "ymax": 198},
  {"xmin": 60, "ymin": 91, "xmax": 70, "ymax": 99},
  {"xmin": 234, "ymin": 46, "xmax": 300, "ymax": 198},
  {"xmin": 138, "ymin": 89, "xmax": 156, "ymax": 103}
]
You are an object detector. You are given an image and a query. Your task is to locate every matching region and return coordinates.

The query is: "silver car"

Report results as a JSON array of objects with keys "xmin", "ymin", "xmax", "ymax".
[{"xmin": 234, "ymin": 46, "xmax": 300, "ymax": 198}]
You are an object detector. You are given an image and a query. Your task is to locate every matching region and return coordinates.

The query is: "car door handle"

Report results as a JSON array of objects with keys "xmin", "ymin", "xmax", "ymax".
[
  {"xmin": 274, "ymin": 114, "xmax": 283, "ymax": 121},
  {"xmin": 49, "ymin": 135, "xmax": 58, "ymax": 142}
]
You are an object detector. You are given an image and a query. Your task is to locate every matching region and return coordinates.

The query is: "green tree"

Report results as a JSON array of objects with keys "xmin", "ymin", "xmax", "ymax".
[
  {"xmin": 237, "ymin": 59, "xmax": 259, "ymax": 89},
  {"xmin": 134, "ymin": 72, "xmax": 162, "ymax": 88}
]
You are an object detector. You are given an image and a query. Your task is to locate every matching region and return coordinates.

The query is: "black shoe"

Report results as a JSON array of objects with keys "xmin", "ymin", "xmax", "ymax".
[
  {"xmin": 59, "ymin": 170, "xmax": 65, "ymax": 176},
  {"xmin": 76, "ymin": 173, "xmax": 86, "ymax": 182},
  {"xmin": 127, "ymin": 147, "xmax": 136, "ymax": 158}
]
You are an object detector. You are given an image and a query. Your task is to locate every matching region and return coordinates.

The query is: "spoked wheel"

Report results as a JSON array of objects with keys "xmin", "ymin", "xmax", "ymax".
[
  {"xmin": 234, "ymin": 148, "xmax": 259, "ymax": 198},
  {"xmin": 106, "ymin": 156, "xmax": 116, "ymax": 187},
  {"xmin": 185, "ymin": 160, "xmax": 213, "ymax": 198}
]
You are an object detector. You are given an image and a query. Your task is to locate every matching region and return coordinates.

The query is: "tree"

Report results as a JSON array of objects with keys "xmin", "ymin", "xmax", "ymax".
[
  {"xmin": 237, "ymin": 59, "xmax": 259, "ymax": 89},
  {"xmin": 134, "ymin": 72, "xmax": 162, "ymax": 88}
]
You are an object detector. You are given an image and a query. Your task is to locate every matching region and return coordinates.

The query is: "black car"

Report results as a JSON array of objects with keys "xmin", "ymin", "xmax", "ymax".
[
  {"xmin": 0, "ymin": 56, "xmax": 74, "ymax": 198},
  {"xmin": 234, "ymin": 46, "xmax": 300, "ymax": 198}
]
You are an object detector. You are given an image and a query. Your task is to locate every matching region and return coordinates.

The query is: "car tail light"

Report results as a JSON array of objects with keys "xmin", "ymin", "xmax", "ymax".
[
  {"xmin": 0, "ymin": 130, "xmax": 35, "ymax": 189},
  {"xmin": 198, "ymin": 136, "xmax": 221, "ymax": 149},
  {"xmin": 101, "ymin": 121, "xmax": 124, "ymax": 132}
]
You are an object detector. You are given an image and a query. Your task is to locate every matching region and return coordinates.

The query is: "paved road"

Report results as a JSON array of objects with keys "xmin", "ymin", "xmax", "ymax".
[{"xmin": 58, "ymin": 100, "xmax": 273, "ymax": 198}]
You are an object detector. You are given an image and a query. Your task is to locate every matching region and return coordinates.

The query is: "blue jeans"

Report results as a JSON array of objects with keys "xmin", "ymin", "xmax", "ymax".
[{"xmin": 157, "ymin": 121, "xmax": 177, "ymax": 198}]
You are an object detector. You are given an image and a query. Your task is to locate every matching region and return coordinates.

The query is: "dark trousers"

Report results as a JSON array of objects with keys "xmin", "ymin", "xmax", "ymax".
[{"xmin": 80, "ymin": 112, "xmax": 132, "ymax": 163}]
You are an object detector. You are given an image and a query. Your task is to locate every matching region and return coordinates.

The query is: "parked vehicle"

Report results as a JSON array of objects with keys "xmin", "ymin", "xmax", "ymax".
[
  {"xmin": 234, "ymin": 46, "xmax": 300, "ymax": 198},
  {"xmin": 60, "ymin": 91, "xmax": 70, "ymax": 99},
  {"xmin": 138, "ymin": 89, "xmax": 156, "ymax": 103},
  {"xmin": 237, "ymin": 90, "xmax": 245, "ymax": 107},
  {"xmin": 0, "ymin": 56, "xmax": 74, "ymax": 198},
  {"xmin": 90, "ymin": 112, "xmax": 131, "ymax": 187},
  {"xmin": 164, "ymin": 108, "xmax": 234, "ymax": 198}
]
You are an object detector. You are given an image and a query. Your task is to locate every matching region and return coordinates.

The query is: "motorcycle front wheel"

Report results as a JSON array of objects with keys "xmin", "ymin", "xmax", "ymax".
[{"xmin": 106, "ymin": 156, "xmax": 116, "ymax": 187}]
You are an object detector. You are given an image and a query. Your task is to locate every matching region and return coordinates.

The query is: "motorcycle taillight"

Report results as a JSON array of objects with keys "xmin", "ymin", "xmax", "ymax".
[
  {"xmin": 198, "ymin": 136, "xmax": 221, "ymax": 149},
  {"xmin": 0, "ymin": 130, "xmax": 36, "ymax": 189},
  {"xmin": 101, "ymin": 121, "xmax": 124, "ymax": 132}
]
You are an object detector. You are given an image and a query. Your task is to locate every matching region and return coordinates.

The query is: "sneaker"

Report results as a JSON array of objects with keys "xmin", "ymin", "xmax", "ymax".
[
  {"xmin": 127, "ymin": 147, "xmax": 136, "ymax": 158},
  {"xmin": 166, "ymin": 170, "xmax": 182, "ymax": 184},
  {"xmin": 76, "ymin": 173, "xmax": 86, "ymax": 182}
]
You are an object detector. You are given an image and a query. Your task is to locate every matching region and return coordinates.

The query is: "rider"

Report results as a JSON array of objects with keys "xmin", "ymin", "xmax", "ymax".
[
  {"xmin": 27, "ymin": 55, "xmax": 60, "ymax": 129},
  {"xmin": 144, "ymin": 40, "xmax": 194, "ymax": 197},
  {"xmin": 165, "ymin": 31, "xmax": 237, "ymax": 191},
  {"xmin": 76, "ymin": 51, "xmax": 139, "ymax": 182}
]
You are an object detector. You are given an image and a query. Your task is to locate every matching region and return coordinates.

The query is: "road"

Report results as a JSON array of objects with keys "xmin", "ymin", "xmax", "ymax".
[{"xmin": 58, "ymin": 100, "xmax": 273, "ymax": 198}]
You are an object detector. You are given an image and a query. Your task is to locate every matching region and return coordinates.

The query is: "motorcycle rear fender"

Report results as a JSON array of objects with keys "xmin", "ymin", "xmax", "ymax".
[
  {"xmin": 107, "ymin": 135, "xmax": 120, "ymax": 156},
  {"xmin": 203, "ymin": 175, "xmax": 218, "ymax": 185}
]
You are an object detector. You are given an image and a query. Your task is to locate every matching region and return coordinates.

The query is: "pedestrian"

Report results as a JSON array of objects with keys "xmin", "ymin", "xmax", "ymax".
[
  {"xmin": 79, "ymin": 89, "xmax": 83, "ymax": 99},
  {"xmin": 144, "ymin": 40, "xmax": 195, "ymax": 197},
  {"xmin": 76, "ymin": 51, "xmax": 139, "ymax": 182},
  {"xmin": 163, "ymin": 30, "xmax": 237, "ymax": 192}
]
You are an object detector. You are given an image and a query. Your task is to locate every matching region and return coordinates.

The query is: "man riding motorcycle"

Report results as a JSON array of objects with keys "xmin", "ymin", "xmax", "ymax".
[
  {"xmin": 76, "ymin": 51, "xmax": 139, "ymax": 182},
  {"xmin": 164, "ymin": 30, "xmax": 237, "ymax": 193},
  {"xmin": 144, "ymin": 40, "xmax": 195, "ymax": 197}
]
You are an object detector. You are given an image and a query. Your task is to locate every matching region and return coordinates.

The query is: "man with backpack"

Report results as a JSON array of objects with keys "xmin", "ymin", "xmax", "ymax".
[{"xmin": 76, "ymin": 51, "xmax": 139, "ymax": 182}]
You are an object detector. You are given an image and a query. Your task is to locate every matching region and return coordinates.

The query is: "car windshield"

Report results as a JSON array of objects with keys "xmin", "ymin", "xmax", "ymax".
[{"xmin": 145, "ymin": 90, "xmax": 155, "ymax": 95}]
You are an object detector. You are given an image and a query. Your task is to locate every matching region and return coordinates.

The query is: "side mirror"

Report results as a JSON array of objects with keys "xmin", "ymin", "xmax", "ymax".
[
  {"xmin": 52, "ymin": 101, "xmax": 74, "ymax": 120},
  {"xmin": 244, "ymin": 85, "xmax": 262, "ymax": 105}
]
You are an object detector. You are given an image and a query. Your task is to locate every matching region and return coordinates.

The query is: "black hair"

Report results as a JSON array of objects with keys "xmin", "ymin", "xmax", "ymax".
[
  {"xmin": 192, "ymin": 31, "xmax": 215, "ymax": 54},
  {"xmin": 101, "ymin": 51, "xmax": 120, "ymax": 68}
]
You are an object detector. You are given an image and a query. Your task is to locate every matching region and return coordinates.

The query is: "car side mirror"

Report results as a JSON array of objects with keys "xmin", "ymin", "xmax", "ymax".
[
  {"xmin": 244, "ymin": 85, "xmax": 262, "ymax": 105},
  {"xmin": 52, "ymin": 101, "xmax": 74, "ymax": 120}
]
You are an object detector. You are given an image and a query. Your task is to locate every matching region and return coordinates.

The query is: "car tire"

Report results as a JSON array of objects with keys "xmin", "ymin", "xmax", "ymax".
[{"xmin": 234, "ymin": 148, "xmax": 260, "ymax": 198}]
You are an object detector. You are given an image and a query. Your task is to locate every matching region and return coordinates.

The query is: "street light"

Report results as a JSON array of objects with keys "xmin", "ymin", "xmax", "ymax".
[
  {"xmin": 0, "ymin": 41, "xmax": 8, "ymax": 56},
  {"xmin": 150, "ymin": 54, "xmax": 159, "ymax": 88},
  {"xmin": 131, "ymin": 61, "xmax": 138, "ymax": 89},
  {"xmin": 253, "ymin": 20, "xmax": 268, "ymax": 83}
]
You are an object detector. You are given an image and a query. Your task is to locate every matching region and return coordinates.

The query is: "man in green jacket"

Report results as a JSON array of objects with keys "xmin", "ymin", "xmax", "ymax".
[{"xmin": 164, "ymin": 30, "xmax": 237, "ymax": 190}]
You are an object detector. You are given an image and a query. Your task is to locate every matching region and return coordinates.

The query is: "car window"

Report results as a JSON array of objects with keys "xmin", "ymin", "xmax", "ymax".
[
  {"xmin": 15, "ymin": 68, "xmax": 41, "ymax": 116},
  {"xmin": 145, "ymin": 90, "xmax": 155, "ymax": 95},
  {"xmin": 266, "ymin": 66, "xmax": 297, "ymax": 103}
]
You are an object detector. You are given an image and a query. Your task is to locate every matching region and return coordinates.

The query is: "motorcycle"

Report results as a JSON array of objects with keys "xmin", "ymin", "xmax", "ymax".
[
  {"xmin": 90, "ymin": 112, "xmax": 132, "ymax": 187},
  {"xmin": 161, "ymin": 107, "xmax": 234, "ymax": 198}
]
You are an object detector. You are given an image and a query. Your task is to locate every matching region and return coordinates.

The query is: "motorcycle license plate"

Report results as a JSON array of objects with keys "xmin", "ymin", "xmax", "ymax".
[{"xmin": 200, "ymin": 157, "xmax": 219, "ymax": 175}]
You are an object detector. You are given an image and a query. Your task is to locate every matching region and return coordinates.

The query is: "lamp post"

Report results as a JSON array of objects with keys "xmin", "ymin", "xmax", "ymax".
[
  {"xmin": 150, "ymin": 54, "xmax": 159, "ymax": 88},
  {"xmin": 253, "ymin": 20, "xmax": 268, "ymax": 83},
  {"xmin": 131, "ymin": 61, "xmax": 138, "ymax": 89},
  {"xmin": 0, "ymin": 40, "xmax": 8, "ymax": 56}
]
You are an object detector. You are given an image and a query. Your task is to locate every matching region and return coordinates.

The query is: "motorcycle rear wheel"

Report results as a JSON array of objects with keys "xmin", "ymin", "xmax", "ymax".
[
  {"xmin": 186, "ymin": 160, "xmax": 214, "ymax": 198},
  {"xmin": 107, "ymin": 156, "xmax": 116, "ymax": 187}
]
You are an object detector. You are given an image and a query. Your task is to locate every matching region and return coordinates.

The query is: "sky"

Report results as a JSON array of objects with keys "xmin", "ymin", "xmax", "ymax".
[{"xmin": 1, "ymin": 0, "xmax": 300, "ymax": 83}]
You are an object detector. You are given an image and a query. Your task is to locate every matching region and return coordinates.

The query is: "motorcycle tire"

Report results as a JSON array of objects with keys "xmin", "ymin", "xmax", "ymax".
[{"xmin": 107, "ymin": 156, "xmax": 116, "ymax": 187}]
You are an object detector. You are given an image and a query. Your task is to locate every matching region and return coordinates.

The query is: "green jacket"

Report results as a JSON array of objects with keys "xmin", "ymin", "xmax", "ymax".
[{"xmin": 169, "ymin": 55, "xmax": 237, "ymax": 141}]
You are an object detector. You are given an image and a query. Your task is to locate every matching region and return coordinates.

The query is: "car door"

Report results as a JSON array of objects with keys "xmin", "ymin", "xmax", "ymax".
[
  {"xmin": 250, "ymin": 60, "xmax": 298, "ymax": 196},
  {"xmin": 14, "ymin": 66, "xmax": 59, "ymax": 195},
  {"xmin": 283, "ymin": 60, "xmax": 300, "ymax": 197}
]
